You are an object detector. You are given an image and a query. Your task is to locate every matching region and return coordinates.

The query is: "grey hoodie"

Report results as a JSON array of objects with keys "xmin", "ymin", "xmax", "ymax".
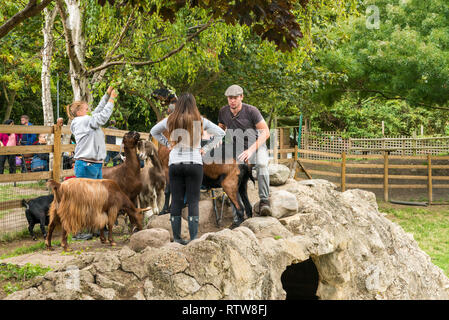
[{"xmin": 71, "ymin": 93, "xmax": 114, "ymax": 162}]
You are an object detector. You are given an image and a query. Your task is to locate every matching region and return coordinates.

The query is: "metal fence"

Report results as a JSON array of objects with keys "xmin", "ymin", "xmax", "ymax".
[{"xmin": 0, "ymin": 123, "xmax": 150, "ymax": 239}]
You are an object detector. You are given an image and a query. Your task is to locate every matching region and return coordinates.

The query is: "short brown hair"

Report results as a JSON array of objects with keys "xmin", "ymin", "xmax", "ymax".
[{"xmin": 66, "ymin": 101, "xmax": 86, "ymax": 119}]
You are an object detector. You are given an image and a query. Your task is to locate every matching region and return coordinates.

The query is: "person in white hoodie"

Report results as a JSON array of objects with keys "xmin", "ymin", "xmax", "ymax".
[
  {"xmin": 66, "ymin": 86, "xmax": 118, "ymax": 179},
  {"xmin": 66, "ymin": 86, "xmax": 117, "ymax": 241}
]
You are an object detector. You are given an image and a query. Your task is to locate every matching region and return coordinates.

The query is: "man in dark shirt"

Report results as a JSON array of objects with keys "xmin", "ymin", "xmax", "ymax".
[{"xmin": 218, "ymin": 84, "xmax": 271, "ymax": 228}]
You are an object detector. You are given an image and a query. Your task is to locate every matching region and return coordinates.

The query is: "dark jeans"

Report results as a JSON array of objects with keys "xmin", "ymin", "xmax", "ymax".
[
  {"xmin": 0, "ymin": 155, "xmax": 16, "ymax": 174},
  {"xmin": 169, "ymin": 163, "xmax": 203, "ymax": 217}
]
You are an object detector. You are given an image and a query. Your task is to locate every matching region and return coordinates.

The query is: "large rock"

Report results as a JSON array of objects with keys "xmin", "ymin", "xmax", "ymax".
[
  {"xmin": 129, "ymin": 228, "xmax": 170, "ymax": 252},
  {"xmin": 145, "ymin": 213, "xmax": 189, "ymax": 241},
  {"xmin": 6, "ymin": 179, "xmax": 449, "ymax": 300},
  {"xmin": 268, "ymin": 164, "xmax": 291, "ymax": 186}
]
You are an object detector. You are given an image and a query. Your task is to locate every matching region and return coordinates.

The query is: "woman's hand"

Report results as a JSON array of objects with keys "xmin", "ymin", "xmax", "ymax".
[
  {"xmin": 107, "ymin": 86, "xmax": 114, "ymax": 96},
  {"xmin": 200, "ymin": 148, "xmax": 205, "ymax": 155}
]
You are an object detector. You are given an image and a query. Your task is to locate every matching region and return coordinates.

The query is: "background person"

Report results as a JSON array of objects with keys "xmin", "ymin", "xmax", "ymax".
[
  {"xmin": 19, "ymin": 115, "xmax": 37, "ymax": 172},
  {"xmin": 30, "ymin": 134, "xmax": 49, "ymax": 172},
  {"xmin": 104, "ymin": 120, "xmax": 120, "ymax": 167},
  {"xmin": 218, "ymin": 84, "xmax": 272, "ymax": 228},
  {"xmin": 0, "ymin": 119, "xmax": 22, "ymax": 174}
]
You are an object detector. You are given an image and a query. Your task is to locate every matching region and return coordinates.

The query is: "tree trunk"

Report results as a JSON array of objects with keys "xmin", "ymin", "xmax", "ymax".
[
  {"xmin": 42, "ymin": 6, "xmax": 58, "ymax": 171},
  {"xmin": 41, "ymin": 7, "xmax": 58, "ymax": 127},
  {"xmin": 57, "ymin": 0, "xmax": 91, "ymax": 104},
  {"xmin": 2, "ymin": 84, "xmax": 16, "ymax": 122}
]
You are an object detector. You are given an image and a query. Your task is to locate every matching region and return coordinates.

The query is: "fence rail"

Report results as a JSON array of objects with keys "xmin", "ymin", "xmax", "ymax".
[
  {"xmin": 0, "ymin": 123, "xmax": 151, "ymax": 238},
  {"xmin": 275, "ymin": 127, "xmax": 449, "ymax": 160},
  {"xmin": 276, "ymin": 145, "xmax": 449, "ymax": 204}
]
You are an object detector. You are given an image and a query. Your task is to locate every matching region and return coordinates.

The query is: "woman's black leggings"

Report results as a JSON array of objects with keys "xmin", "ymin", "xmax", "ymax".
[{"xmin": 169, "ymin": 163, "xmax": 203, "ymax": 217}]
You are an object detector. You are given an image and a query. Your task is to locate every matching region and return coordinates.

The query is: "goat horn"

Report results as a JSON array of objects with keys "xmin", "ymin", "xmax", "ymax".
[{"xmin": 139, "ymin": 207, "xmax": 152, "ymax": 212}]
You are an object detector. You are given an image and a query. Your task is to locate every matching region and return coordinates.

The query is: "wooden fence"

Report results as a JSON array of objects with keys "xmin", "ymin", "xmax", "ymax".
[
  {"xmin": 0, "ymin": 123, "xmax": 150, "ymax": 237},
  {"xmin": 275, "ymin": 127, "xmax": 449, "ymax": 160},
  {"xmin": 271, "ymin": 145, "xmax": 449, "ymax": 204}
]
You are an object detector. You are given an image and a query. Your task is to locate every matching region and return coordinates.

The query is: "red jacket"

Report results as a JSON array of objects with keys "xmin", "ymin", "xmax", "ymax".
[{"xmin": 0, "ymin": 133, "xmax": 22, "ymax": 147}]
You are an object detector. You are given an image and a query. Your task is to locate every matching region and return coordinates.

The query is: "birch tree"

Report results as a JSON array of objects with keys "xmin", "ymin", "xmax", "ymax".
[{"xmin": 41, "ymin": 6, "xmax": 58, "ymax": 126}]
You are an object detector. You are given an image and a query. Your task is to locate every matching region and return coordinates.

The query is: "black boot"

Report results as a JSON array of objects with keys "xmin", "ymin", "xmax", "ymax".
[
  {"xmin": 188, "ymin": 216, "xmax": 199, "ymax": 242},
  {"xmin": 170, "ymin": 215, "xmax": 187, "ymax": 245}
]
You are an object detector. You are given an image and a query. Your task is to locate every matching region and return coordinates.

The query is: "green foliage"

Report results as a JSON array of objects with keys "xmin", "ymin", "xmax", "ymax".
[
  {"xmin": 0, "ymin": 263, "xmax": 51, "ymax": 295},
  {"xmin": 316, "ymin": 0, "xmax": 449, "ymax": 110},
  {"xmin": 310, "ymin": 93, "xmax": 445, "ymax": 137},
  {"xmin": 0, "ymin": 1, "xmax": 43, "ymax": 121}
]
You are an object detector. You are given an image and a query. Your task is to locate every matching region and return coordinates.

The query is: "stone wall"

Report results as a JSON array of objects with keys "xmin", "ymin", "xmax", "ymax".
[{"xmin": 5, "ymin": 173, "xmax": 449, "ymax": 300}]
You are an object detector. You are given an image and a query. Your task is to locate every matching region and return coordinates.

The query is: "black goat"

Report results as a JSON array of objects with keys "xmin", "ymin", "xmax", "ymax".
[{"xmin": 21, "ymin": 194, "xmax": 54, "ymax": 240}]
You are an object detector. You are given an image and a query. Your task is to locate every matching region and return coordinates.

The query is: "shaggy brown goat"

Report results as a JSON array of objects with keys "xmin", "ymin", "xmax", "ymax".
[
  {"xmin": 137, "ymin": 139, "xmax": 166, "ymax": 215},
  {"xmin": 45, "ymin": 178, "xmax": 150, "ymax": 251},
  {"xmin": 102, "ymin": 131, "xmax": 142, "ymax": 205}
]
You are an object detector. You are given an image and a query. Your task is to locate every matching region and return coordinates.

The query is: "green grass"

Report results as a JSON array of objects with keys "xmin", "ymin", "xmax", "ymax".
[
  {"xmin": 379, "ymin": 203, "xmax": 449, "ymax": 276},
  {"xmin": 0, "ymin": 182, "xmax": 48, "ymax": 202},
  {"xmin": 0, "ymin": 263, "xmax": 51, "ymax": 295},
  {"xmin": 0, "ymin": 229, "xmax": 32, "ymax": 242},
  {"xmin": 0, "ymin": 235, "xmax": 73, "ymax": 259}
]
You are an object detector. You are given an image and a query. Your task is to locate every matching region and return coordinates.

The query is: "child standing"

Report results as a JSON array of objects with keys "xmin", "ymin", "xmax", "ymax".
[
  {"xmin": 66, "ymin": 86, "xmax": 117, "ymax": 240},
  {"xmin": 67, "ymin": 86, "xmax": 118, "ymax": 179}
]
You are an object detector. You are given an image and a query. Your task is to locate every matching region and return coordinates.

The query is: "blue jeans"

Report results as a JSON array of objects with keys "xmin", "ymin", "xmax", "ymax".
[{"xmin": 74, "ymin": 160, "xmax": 103, "ymax": 179}]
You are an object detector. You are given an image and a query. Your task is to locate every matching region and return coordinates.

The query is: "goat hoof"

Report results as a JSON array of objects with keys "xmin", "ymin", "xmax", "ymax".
[
  {"xmin": 63, "ymin": 247, "xmax": 71, "ymax": 252},
  {"xmin": 100, "ymin": 238, "xmax": 106, "ymax": 244},
  {"xmin": 46, "ymin": 246, "xmax": 54, "ymax": 251}
]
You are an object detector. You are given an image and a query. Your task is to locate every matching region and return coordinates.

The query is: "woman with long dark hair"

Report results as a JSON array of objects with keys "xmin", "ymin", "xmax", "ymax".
[{"xmin": 151, "ymin": 93, "xmax": 225, "ymax": 244}]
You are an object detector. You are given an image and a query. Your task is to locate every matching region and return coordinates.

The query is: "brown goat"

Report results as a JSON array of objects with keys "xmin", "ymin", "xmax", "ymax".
[
  {"xmin": 137, "ymin": 139, "xmax": 166, "ymax": 215},
  {"xmin": 102, "ymin": 131, "xmax": 142, "ymax": 205},
  {"xmin": 45, "ymin": 178, "xmax": 149, "ymax": 251},
  {"xmin": 158, "ymin": 141, "xmax": 254, "ymax": 220}
]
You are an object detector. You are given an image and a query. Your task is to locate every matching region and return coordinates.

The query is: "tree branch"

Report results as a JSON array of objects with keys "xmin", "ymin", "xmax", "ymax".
[
  {"xmin": 87, "ymin": 19, "xmax": 214, "ymax": 75},
  {"xmin": 125, "ymin": 89, "xmax": 162, "ymax": 121},
  {"xmin": 0, "ymin": 0, "xmax": 54, "ymax": 39},
  {"xmin": 342, "ymin": 88, "xmax": 449, "ymax": 111}
]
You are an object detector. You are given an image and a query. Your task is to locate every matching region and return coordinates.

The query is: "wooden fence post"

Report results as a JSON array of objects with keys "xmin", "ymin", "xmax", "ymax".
[
  {"xmin": 274, "ymin": 128, "xmax": 279, "ymax": 164},
  {"xmin": 341, "ymin": 151, "xmax": 346, "ymax": 192},
  {"xmin": 293, "ymin": 145, "xmax": 298, "ymax": 178},
  {"xmin": 383, "ymin": 151, "xmax": 389, "ymax": 202},
  {"xmin": 52, "ymin": 122, "xmax": 62, "ymax": 181},
  {"xmin": 427, "ymin": 154, "xmax": 432, "ymax": 205}
]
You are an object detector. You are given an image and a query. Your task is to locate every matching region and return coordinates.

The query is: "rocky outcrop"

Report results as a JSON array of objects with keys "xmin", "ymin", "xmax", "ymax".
[
  {"xmin": 5, "ymin": 179, "xmax": 449, "ymax": 300},
  {"xmin": 268, "ymin": 164, "xmax": 291, "ymax": 186}
]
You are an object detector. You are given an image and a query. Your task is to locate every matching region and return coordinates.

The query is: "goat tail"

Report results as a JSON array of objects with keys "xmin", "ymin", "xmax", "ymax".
[{"xmin": 47, "ymin": 179, "xmax": 62, "ymax": 203}]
